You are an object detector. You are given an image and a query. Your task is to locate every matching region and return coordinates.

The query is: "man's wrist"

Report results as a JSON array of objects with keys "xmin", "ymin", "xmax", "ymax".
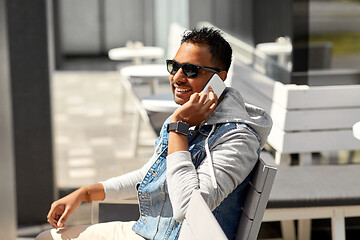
[
  {"xmin": 80, "ymin": 186, "xmax": 91, "ymax": 204},
  {"xmin": 170, "ymin": 114, "xmax": 183, "ymax": 123}
]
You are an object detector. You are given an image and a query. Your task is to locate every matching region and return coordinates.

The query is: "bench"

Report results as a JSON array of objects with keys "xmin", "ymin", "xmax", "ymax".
[
  {"xmin": 263, "ymin": 163, "xmax": 360, "ymax": 240},
  {"xmin": 230, "ymin": 59, "xmax": 360, "ymax": 165}
]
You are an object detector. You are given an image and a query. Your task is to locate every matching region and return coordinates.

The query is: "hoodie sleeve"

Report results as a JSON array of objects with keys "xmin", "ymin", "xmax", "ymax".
[
  {"xmin": 166, "ymin": 126, "xmax": 259, "ymax": 222},
  {"xmin": 100, "ymin": 153, "xmax": 156, "ymax": 201}
]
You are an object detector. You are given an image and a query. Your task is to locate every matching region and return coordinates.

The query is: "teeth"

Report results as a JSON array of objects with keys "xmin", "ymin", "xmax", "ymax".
[{"xmin": 176, "ymin": 88, "xmax": 190, "ymax": 92}]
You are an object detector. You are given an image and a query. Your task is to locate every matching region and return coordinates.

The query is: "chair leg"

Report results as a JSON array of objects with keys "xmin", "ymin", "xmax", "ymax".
[
  {"xmin": 298, "ymin": 219, "xmax": 311, "ymax": 240},
  {"xmin": 299, "ymin": 153, "xmax": 312, "ymax": 166},
  {"xmin": 130, "ymin": 111, "xmax": 141, "ymax": 157},
  {"xmin": 150, "ymin": 78, "xmax": 160, "ymax": 94},
  {"xmin": 348, "ymin": 150, "xmax": 355, "ymax": 164},
  {"xmin": 281, "ymin": 220, "xmax": 296, "ymax": 240},
  {"xmin": 331, "ymin": 209, "xmax": 346, "ymax": 240},
  {"xmin": 275, "ymin": 152, "xmax": 291, "ymax": 166},
  {"xmin": 91, "ymin": 201, "xmax": 100, "ymax": 224},
  {"xmin": 119, "ymin": 83, "xmax": 127, "ymax": 117}
]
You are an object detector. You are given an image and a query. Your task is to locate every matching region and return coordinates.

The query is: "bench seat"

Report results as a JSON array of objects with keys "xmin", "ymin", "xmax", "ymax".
[{"xmin": 263, "ymin": 164, "xmax": 360, "ymax": 240}]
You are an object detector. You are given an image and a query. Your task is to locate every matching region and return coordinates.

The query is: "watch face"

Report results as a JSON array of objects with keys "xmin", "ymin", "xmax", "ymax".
[
  {"xmin": 167, "ymin": 121, "xmax": 189, "ymax": 135},
  {"xmin": 177, "ymin": 122, "xmax": 189, "ymax": 135}
]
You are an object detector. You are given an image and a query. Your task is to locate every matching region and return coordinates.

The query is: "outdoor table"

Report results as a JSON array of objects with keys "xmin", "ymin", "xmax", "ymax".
[
  {"xmin": 256, "ymin": 41, "xmax": 292, "ymax": 69},
  {"xmin": 108, "ymin": 46, "xmax": 164, "ymax": 64}
]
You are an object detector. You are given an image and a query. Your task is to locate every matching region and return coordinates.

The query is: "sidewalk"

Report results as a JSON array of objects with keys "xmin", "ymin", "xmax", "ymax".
[
  {"xmin": 52, "ymin": 70, "xmax": 159, "ymax": 226},
  {"xmin": 52, "ymin": 71, "xmax": 157, "ymax": 190}
]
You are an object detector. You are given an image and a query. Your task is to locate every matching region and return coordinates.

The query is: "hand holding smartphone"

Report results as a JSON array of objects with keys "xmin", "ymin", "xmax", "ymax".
[{"xmin": 201, "ymin": 74, "xmax": 226, "ymax": 101}]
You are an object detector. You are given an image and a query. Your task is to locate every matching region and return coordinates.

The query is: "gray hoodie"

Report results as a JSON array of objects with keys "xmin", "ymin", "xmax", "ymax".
[{"xmin": 101, "ymin": 87, "xmax": 272, "ymax": 222}]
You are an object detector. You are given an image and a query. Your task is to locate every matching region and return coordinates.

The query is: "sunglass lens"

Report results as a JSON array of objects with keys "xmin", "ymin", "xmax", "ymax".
[
  {"xmin": 167, "ymin": 61, "xmax": 179, "ymax": 74},
  {"xmin": 183, "ymin": 64, "xmax": 198, "ymax": 78},
  {"xmin": 166, "ymin": 61, "xmax": 173, "ymax": 74},
  {"xmin": 166, "ymin": 60, "xmax": 199, "ymax": 78}
]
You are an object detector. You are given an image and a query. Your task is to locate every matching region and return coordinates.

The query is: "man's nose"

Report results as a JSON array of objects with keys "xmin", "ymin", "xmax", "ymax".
[{"xmin": 173, "ymin": 68, "xmax": 187, "ymax": 83}]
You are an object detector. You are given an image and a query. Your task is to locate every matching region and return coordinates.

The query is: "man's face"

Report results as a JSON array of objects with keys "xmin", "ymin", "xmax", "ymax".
[{"xmin": 169, "ymin": 42, "xmax": 217, "ymax": 105}]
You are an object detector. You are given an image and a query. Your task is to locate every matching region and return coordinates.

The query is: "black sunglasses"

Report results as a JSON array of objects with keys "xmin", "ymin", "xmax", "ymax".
[{"xmin": 166, "ymin": 59, "xmax": 223, "ymax": 78}]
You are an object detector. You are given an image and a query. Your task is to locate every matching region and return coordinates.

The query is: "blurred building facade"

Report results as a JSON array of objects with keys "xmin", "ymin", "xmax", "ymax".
[{"xmin": 56, "ymin": 0, "xmax": 360, "ymax": 84}]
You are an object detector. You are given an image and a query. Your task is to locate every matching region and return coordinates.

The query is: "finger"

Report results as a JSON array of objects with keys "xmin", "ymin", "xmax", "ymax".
[
  {"xmin": 190, "ymin": 92, "xmax": 200, "ymax": 101},
  {"xmin": 48, "ymin": 217, "xmax": 58, "ymax": 229},
  {"xmin": 47, "ymin": 205, "xmax": 58, "ymax": 228},
  {"xmin": 198, "ymin": 92, "xmax": 208, "ymax": 104},
  {"xmin": 209, "ymin": 87, "xmax": 217, "ymax": 99},
  {"xmin": 46, "ymin": 216, "xmax": 55, "ymax": 229},
  {"xmin": 209, "ymin": 101, "xmax": 217, "ymax": 111},
  {"xmin": 203, "ymin": 99, "xmax": 217, "ymax": 118},
  {"xmin": 190, "ymin": 93, "xmax": 208, "ymax": 107},
  {"xmin": 47, "ymin": 204, "xmax": 55, "ymax": 220},
  {"xmin": 57, "ymin": 208, "xmax": 70, "ymax": 228},
  {"xmin": 204, "ymin": 95, "xmax": 217, "ymax": 109}
]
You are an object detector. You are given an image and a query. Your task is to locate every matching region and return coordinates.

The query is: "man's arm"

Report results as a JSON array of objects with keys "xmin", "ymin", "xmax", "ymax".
[
  {"xmin": 167, "ymin": 127, "xmax": 260, "ymax": 222},
  {"xmin": 47, "ymin": 183, "xmax": 105, "ymax": 229},
  {"xmin": 168, "ymin": 89, "xmax": 217, "ymax": 155},
  {"xmin": 100, "ymin": 153, "xmax": 156, "ymax": 202},
  {"xmin": 166, "ymin": 88, "xmax": 223, "ymax": 222},
  {"xmin": 47, "ymin": 152, "xmax": 155, "ymax": 229}
]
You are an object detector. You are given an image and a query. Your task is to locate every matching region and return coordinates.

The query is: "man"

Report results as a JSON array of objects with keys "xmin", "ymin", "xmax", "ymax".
[{"xmin": 37, "ymin": 27, "xmax": 272, "ymax": 240}]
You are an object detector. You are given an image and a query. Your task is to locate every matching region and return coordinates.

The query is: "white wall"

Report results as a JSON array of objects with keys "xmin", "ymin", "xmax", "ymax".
[
  {"xmin": 59, "ymin": 0, "xmax": 156, "ymax": 55},
  {"xmin": 155, "ymin": 0, "xmax": 189, "ymax": 58}
]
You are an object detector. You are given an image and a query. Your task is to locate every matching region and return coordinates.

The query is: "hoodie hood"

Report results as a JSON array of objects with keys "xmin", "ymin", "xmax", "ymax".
[{"xmin": 202, "ymin": 87, "xmax": 272, "ymax": 148}]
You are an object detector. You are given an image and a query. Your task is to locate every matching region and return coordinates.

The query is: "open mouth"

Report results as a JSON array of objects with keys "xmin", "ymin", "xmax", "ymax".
[{"xmin": 175, "ymin": 87, "xmax": 191, "ymax": 93}]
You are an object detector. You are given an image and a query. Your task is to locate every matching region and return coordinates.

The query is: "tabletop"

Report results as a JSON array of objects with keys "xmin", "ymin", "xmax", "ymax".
[
  {"xmin": 256, "ymin": 42, "xmax": 292, "ymax": 55},
  {"xmin": 108, "ymin": 46, "xmax": 164, "ymax": 64},
  {"xmin": 120, "ymin": 64, "xmax": 168, "ymax": 78}
]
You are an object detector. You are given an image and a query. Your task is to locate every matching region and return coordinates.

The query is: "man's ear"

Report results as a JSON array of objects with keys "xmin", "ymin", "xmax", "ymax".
[{"xmin": 218, "ymin": 71, "xmax": 227, "ymax": 82}]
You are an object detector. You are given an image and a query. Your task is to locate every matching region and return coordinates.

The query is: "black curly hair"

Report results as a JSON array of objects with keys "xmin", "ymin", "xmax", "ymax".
[{"xmin": 181, "ymin": 27, "xmax": 232, "ymax": 72}]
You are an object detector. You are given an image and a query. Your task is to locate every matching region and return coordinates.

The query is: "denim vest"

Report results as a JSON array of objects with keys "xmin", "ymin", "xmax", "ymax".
[{"xmin": 132, "ymin": 118, "xmax": 260, "ymax": 240}]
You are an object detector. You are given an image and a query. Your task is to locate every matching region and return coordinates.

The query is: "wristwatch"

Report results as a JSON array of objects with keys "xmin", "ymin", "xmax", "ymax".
[{"xmin": 166, "ymin": 121, "xmax": 190, "ymax": 135}]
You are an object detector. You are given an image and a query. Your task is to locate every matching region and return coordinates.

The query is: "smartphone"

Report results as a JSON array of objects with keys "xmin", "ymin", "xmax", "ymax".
[{"xmin": 201, "ymin": 74, "xmax": 226, "ymax": 101}]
